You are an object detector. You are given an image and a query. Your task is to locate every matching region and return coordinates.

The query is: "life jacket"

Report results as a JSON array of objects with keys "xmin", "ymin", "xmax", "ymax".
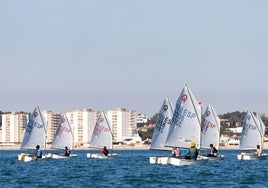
[{"xmin": 189, "ymin": 147, "xmax": 198, "ymax": 159}]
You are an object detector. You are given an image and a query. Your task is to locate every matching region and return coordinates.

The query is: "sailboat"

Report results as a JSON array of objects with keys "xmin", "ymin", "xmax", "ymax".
[
  {"xmin": 18, "ymin": 106, "xmax": 47, "ymax": 162},
  {"xmin": 164, "ymin": 84, "xmax": 208, "ymax": 166},
  {"xmin": 200, "ymin": 103, "xmax": 224, "ymax": 160},
  {"xmin": 46, "ymin": 113, "xmax": 77, "ymax": 159},
  {"xmin": 86, "ymin": 111, "xmax": 117, "ymax": 159},
  {"xmin": 149, "ymin": 96, "xmax": 174, "ymax": 164},
  {"xmin": 237, "ymin": 108, "xmax": 268, "ymax": 160}
]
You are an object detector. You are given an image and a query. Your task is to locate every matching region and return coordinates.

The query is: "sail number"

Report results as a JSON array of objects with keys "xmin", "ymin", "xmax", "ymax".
[
  {"xmin": 172, "ymin": 107, "xmax": 196, "ymax": 127},
  {"xmin": 26, "ymin": 118, "xmax": 43, "ymax": 134},
  {"xmin": 155, "ymin": 113, "xmax": 171, "ymax": 133}
]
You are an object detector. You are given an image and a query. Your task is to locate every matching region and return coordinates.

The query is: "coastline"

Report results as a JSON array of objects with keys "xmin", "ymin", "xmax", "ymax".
[{"xmin": 2, "ymin": 142, "xmax": 268, "ymax": 151}]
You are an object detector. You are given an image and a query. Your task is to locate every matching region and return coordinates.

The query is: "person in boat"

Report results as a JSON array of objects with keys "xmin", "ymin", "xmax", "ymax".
[
  {"xmin": 172, "ymin": 148, "xmax": 180, "ymax": 158},
  {"xmin": 64, "ymin": 146, "xmax": 71, "ymax": 156},
  {"xmin": 35, "ymin": 145, "xmax": 43, "ymax": 159},
  {"xmin": 255, "ymin": 145, "xmax": 262, "ymax": 156},
  {"xmin": 101, "ymin": 146, "xmax": 109, "ymax": 156},
  {"xmin": 206, "ymin": 144, "xmax": 218, "ymax": 157},
  {"xmin": 184, "ymin": 142, "xmax": 199, "ymax": 160}
]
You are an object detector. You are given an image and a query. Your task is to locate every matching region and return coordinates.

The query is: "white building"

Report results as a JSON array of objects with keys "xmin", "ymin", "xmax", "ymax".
[
  {"xmin": 0, "ymin": 107, "xmax": 141, "ymax": 146},
  {"xmin": 228, "ymin": 127, "xmax": 243, "ymax": 134},
  {"xmin": 136, "ymin": 113, "xmax": 149, "ymax": 124},
  {"xmin": 67, "ymin": 109, "xmax": 100, "ymax": 147},
  {"xmin": 107, "ymin": 108, "xmax": 139, "ymax": 142},
  {"xmin": 42, "ymin": 110, "xmax": 62, "ymax": 144},
  {"xmin": 1, "ymin": 112, "xmax": 29, "ymax": 143}
]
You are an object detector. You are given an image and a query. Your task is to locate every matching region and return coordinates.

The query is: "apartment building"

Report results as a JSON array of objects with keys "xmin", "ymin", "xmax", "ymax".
[
  {"xmin": 42, "ymin": 110, "xmax": 62, "ymax": 144},
  {"xmin": 67, "ymin": 109, "xmax": 100, "ymax": 147},
  {"xmin": 0, "ymin": 112, "xmax": 29, "ymax": 143},
  {"xmin": 107, "ymin": 108, "xmax": 138, "ymax": 142},
  {"xmin": 0, "ymin": 108, "xmax": 141, "ymax": 145}
]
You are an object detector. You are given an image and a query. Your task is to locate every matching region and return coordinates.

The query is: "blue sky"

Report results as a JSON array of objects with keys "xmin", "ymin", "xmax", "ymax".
[{"xmin": 1, "ymin": 1, "xmax": 268, "ymax": 116}]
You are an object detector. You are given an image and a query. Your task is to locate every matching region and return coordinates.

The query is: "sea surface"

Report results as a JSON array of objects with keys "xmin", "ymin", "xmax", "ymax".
[{"xmin": 1, "ymin": 149, "xmax": 268, "ymax": 188}]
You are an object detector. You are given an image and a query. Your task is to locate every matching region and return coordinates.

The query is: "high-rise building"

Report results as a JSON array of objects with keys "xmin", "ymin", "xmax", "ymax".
[
  {"xmin": 107, "ymin": 108, "xmax": 138, "ymax": 142},
  {"xmin": 1, "ymin": 112, "xmax": 29, "ymax": 143},
  {"xmin": 67, "ymin": 109, "xmax": 100, "ymax": 147},
  {"xmin": 0, "ymin": 107, "xmax": 141, "ymax": 146},
  {"xmin": 42, "ymin": 110, "xmax": 62, "ymax": 144}
]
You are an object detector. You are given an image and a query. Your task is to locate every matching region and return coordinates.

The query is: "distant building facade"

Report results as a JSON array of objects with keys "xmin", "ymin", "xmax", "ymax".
[
  {"xmin": 136, "ymin": 114, "xmax": 149, "ymax": 124},
  {"xmin": 42, "ymin": 110, "xmax": 62, "ymax": 144},
  {"xmin": 107, "ymin": 108, "xmax": 138, "ymax": 142},
  {"xmin": 0, "ymin": 112, "xmax": 29, "ymax": 143},
  {"xmin": 0, "ymin": 107, "xmax": 141, "ymax": 146},
  {"xmin": 67, "ymin": 109, "xmax": 100, "ymax": 147}
]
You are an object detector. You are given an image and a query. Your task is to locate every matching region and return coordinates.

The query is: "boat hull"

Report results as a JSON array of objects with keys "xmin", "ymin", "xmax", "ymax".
[
  {"xmin": 18, "ymin": 153, "xmax": 46, "ymax": 162},
  {"xmin": 46, "ymin": 153, "xmax": 78, "ymax": 159},
  {"xmin": 87, "ymin": 153, "xmax": 117, "ymax": 159},
  {"xmin": 149, "ymin": 156, "xmax": 208, "ymax": 166},
  {"xmin": 237, "ymin": 153, "xmax": 268, "ymax": 160},
  {"xmin": 199, "ymin": 154, "xmax": 225, "ymax": 161}
]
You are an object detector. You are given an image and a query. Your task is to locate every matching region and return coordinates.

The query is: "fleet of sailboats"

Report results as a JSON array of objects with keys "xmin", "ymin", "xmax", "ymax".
[
  {"xmin": 86, "ymin": 111, "xmax": 117, "ymax": 159},
  {"xmin": 15, "ymin": 86, "xmax": 267, "ymax": 164},
  {"xmin": 18, "ymin": 106, "xmax": 47, "ymax": 162},
  {"xmin": 164, "ymin": 84, "xmax": 208, "ymax": 165},
  {"xmin": 149, "ymin": 85, "xmax": 209, "ymax": 166}
]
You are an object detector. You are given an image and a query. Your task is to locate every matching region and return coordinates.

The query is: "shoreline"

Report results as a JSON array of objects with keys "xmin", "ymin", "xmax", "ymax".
[{"xmin": 2, "ymin": 142, "xmax": 268, "ymax": 151}]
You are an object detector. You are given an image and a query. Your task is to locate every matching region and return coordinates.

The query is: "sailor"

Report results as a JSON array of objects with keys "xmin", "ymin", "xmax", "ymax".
[
  {"xmin": 101, "ymin": 146, "xmax": 109, "ymax": 156},
  {"xmin": 184, "ymin": 142, "xmax": 199, "ymax": 160},
  {"xmin": 206, "ymin": 144, "xmax": 218, "ymax": 157},
  {"xmin": 35, "ymin": 145, "xmax": 43, "ymax": 158}
]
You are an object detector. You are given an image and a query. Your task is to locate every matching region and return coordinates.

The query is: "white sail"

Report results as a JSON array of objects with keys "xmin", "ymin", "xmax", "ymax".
[
  {"xmin": 239, "ymin": 109, "xmax": 262, "ymax": 150},
  {"xmin": 256, "ymin": 113, "xmax": 265, "ymax": 149},
  {"xmin": 201, "ymin": 104, "xmax": 221, "ymax": 149},
  {"xmin": 90, "ymin": 111, "xmax": 113, "ymax": 149},
  {"xmin": 21, "ymin": 106, "xmax": 46, "ymax": 150},
  {"xmin": 257, "ymin": 113, "xmax": 265, "ymax": 138},
  {"xmin": 165, "ymin": 84, "xmax": 202, "ymax": 149},
  {"xmin": 150, "ymin": 96, "xmax": 174, "ymax": 151},
  {"xmin": 51, "ymin": 113, "xmax": 74, "ymax": 150}
]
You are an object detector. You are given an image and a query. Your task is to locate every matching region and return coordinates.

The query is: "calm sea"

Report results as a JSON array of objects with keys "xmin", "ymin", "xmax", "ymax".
[{"xmin": 0, "ymin": 149, "xmax": 268, "ymax": 188}]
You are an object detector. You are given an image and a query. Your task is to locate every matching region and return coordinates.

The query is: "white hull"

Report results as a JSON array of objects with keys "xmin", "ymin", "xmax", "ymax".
[
  {"xmin": 149, "ymin": 156, "xmax": 170, "ymax": 164},
  {"xmin": 87, "ymin": 153, "xmax": 117, "ymax": 159},
  {"xmin": 237, "ymin": 153, "xmax": 268, "ymax": 160},
  {"xmin": 18, "ymin": 153, "xmax": 46, "ymax": 162},
  {"xmin": 46, "ymin": 153, "xmax": 77, "ymax": 159},
  {"xmin": 149, "ymin": 156, "xmax": 208, "ymax": 166},
  {"xmin": 199, "ymin": 154, "xmax": 225, "ymax": 161}
]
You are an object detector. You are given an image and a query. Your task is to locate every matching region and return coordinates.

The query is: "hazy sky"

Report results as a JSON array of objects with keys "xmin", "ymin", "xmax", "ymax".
[{"xmin": 1, "ymin": 1, "xmax": 268, "ymax": 116}]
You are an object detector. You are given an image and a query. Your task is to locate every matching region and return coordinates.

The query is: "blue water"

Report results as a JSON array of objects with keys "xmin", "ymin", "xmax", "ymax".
[{"xmin": 1, "ymin": 149, "xmax": 268, "ymax": 187}]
